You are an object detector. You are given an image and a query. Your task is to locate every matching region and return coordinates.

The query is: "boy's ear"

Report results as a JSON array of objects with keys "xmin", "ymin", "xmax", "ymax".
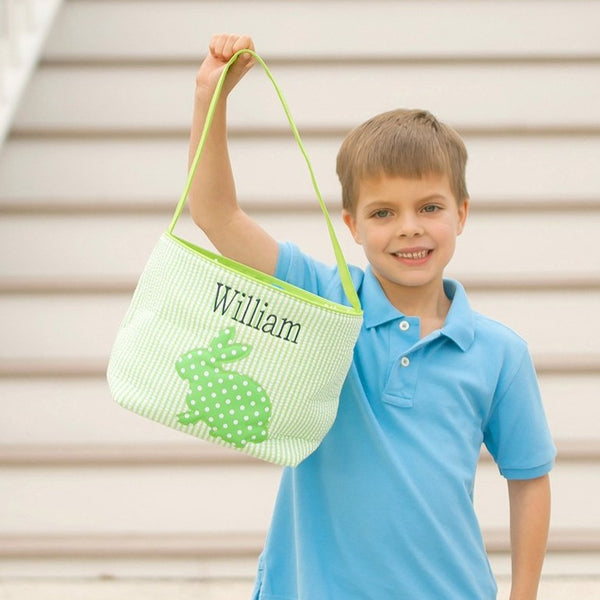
[
  {"xmin": 342, "ymin": 209, "xmax": 362, "ymax": 244},
  {"xmin": 456, "ymin": 198, "xmax": 470, "ymax": 235}
]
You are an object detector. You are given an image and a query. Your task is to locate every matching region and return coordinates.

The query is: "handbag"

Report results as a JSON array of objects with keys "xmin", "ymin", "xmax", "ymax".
[{"xmin": 107, "ymin": 50, "xmax": 363, "ymax": 466}]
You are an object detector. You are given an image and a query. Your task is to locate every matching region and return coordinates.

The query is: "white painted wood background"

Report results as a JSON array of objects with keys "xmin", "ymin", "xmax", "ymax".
[{"xmin": 0, "ymin": 0, "xmax": 599, "ymax": 582}]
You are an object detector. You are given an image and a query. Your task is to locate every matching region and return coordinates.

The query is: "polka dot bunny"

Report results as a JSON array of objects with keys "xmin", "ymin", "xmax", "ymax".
[{"xmin": 176, "ymin": 328, "xmax": 272, "ymax": 447}]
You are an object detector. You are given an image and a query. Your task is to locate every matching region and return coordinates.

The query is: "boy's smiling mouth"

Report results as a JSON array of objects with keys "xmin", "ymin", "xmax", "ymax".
[{"xmin": 392, "ymin": 248, "xmax": 432, "ymax": 261}]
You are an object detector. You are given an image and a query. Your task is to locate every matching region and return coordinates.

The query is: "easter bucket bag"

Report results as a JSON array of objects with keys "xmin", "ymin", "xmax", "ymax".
[{"xmin": 107, "ymin": 50, "xmax": 363, "ymax": 466}]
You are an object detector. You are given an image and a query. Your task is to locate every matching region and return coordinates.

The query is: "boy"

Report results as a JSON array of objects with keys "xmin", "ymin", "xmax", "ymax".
[{"xmin": 188, "ymin": 34, "xmax": 555, "ymax": 600}]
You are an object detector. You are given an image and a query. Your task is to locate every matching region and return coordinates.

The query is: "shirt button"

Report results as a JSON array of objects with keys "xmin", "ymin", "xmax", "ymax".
[
  {"xmin": 399, "ymin": 320, "xmax": 410, "ymax": 331},
  {"xmin": 400, "ymin": 356, "xmax": 410, "ymax": 367}
]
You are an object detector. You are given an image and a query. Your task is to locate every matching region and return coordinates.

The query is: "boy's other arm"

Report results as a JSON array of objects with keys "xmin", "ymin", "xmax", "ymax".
[
  {"xmin": 507, "ymin": 475, "xmax": 551, "ymax": 600},
  {"xmin": 188, "ymin": 34, "xmax": 279, "ymax": 275}
]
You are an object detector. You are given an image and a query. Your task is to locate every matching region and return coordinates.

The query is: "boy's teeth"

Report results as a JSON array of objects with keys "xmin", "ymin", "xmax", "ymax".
[{"xmin": 396, "ymin": 250, "xmax": 428, "ymax": 259}]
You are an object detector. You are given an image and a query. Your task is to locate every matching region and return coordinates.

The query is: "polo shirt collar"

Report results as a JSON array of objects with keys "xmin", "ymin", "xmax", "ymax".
[
  {"xmin": 362, "ymin": 267, "xmax": 404, "ymax": 329},
  {"xmin": 361, "ymin": 268, "xmax": 475, "ymax": 352},
  {"xmin": 440, "ymin": 279, "xmax": 475, "ymax": 352}
]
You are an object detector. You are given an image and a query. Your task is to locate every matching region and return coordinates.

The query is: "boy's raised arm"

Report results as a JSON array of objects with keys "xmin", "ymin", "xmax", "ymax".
[{"xmin": 187, "ymin": 34, "xmax": 279, "ymax": 275}]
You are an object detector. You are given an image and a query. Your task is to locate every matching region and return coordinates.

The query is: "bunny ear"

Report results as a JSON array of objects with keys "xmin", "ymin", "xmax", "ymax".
[
  {"xmin": 174, "ymin": 328, "xmax": 235, "ymax": 374},
  {"xmin": 175, "ymin": 328, "xmax": 251, "ymax": 375},
  {"xmin": 204, "ymin": 327, "xmax": 252, "ymax": 364},
  {"xmin": 176, "ymin": 328, "xmax": 236, "ymax": 365},
  {"xmin": 208, "ymin": 327, "xmax": 237, "ymax": 351}
]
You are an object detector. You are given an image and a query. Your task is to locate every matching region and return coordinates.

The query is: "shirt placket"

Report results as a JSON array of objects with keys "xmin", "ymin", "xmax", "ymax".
[{"xmin": 382, "ymin": 319, "xmax": 440, "ymax": 408}]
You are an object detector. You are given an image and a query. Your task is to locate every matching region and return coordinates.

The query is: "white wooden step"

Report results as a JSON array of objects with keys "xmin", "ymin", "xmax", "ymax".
[
  {"xmin": 1, "ymin": 136, "xmax": 598, "ymax": 205},
  {"xmin": 43, "ymin": 0, "xmax": 600, "ymax": 60},
  {"xmin": 13, "ymin": 62, "xmax": 600, "ymax": 132},
  {"xmin": 0, "ymin": 462, "xmax": 279, "ymax": 535}
]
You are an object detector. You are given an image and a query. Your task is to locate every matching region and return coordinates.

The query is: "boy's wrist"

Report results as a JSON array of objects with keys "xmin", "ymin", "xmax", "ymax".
[{"xmin": 194, "ymin": 85, "xmax": 226, "ymax": 112}]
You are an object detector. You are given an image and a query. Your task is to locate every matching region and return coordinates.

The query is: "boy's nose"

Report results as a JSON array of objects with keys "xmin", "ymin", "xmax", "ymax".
[{"xmin": 396, "ymin": 214, "xmax": 424, "ymax": 237}]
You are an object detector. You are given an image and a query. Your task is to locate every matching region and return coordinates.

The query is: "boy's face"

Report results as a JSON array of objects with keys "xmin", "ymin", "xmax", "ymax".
[{"xmin": 342, "ymin": 172, "xmax": 469, "ymax": 303}]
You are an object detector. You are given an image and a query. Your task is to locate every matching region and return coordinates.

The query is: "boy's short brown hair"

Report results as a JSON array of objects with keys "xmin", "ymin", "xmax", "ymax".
[{"xmin": 336, "ymin": 109, "xmax": 468, "ymax": 213}]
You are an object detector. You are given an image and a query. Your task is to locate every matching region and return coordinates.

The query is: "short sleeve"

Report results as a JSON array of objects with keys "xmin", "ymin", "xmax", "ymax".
[
  {"xmin": 483, "ymin": 347, "xmax": 556, "ymax": 480},
  {"xmin": 275, "ymin": 241, "xmax": 363, "ymax": 306},
  {"xmin": 276, "ymin": 242, "xmax": 324, "ymax": 294}
]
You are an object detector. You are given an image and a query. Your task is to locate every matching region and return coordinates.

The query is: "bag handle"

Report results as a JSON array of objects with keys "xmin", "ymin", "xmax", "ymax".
[{"xmin": 168, "ymin": 49, "xmax": 361, "ymax": 313}]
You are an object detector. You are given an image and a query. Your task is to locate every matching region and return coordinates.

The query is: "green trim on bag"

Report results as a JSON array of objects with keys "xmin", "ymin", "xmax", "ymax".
[
  {"xmin": 166, "ymin": 232, "xmax": 360, "ymax": 315},
  {"xmin": 167, "ymin": 49, "xmax": 362, "ymax": 315}
]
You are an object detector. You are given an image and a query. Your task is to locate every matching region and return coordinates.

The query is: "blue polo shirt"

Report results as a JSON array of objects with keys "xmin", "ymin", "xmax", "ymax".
[{"xmin": 252, "ymin": 242, "xmax": 555, "ymax": 600}]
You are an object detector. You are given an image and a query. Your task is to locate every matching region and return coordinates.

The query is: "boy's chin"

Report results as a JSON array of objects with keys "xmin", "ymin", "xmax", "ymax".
[{"xmin": 373, "ymin": 269, "xmax": 444, "ymax": 291}]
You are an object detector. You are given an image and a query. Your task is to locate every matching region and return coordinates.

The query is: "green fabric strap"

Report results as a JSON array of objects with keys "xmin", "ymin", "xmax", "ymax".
[{"xmin": 168, "ymin": 49, "xmax": 361, "ymax": 313}]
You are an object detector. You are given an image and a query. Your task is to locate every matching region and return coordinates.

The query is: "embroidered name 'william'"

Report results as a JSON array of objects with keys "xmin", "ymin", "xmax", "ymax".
[{"xmin": 213, "ymin": 282, "xmax": 302, "ymax": 344}]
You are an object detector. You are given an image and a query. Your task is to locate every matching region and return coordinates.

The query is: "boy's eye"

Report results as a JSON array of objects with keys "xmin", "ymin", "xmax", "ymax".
[
  {"xmin": 422, "ymin": 204, "xmax": 441, "ymax": 213},
  {"xmin": 372, "ymin": 209, "xmax": 392, "ymax": 218}
]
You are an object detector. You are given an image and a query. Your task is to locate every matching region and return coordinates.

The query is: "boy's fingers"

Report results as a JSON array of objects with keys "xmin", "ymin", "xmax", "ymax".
[
  {"xmin": 210, "ymin": 33, "xmax": 254, "ymax": 61},
  {"xmin": 220, "ymin": 34, "xmax": 233, "ymax": 58},
  {"xmin": 210, "ymin": 33, "xmax": 231, "ymax": 59},
  {"xmin": 235, "ymin": 36, "xmax": 255, "ymax": 66},
  {"xmin": 223, "ymin": 33, "xmax": 242, "ymax": 59},
  {"xmin": 233, "ymin": 34, "xmax": 254, "ymax": 54}
]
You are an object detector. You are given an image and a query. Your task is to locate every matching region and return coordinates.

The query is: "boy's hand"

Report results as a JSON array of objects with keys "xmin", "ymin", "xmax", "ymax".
[{"xmin": 196, "ymin": 33, "xmax": 256, "ymax": 97}]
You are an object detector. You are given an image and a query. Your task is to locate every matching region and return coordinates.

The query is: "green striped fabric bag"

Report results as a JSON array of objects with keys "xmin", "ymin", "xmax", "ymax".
[{"xmin": 107, "ymin": 50, "xmax": 363, "ymax": 466}]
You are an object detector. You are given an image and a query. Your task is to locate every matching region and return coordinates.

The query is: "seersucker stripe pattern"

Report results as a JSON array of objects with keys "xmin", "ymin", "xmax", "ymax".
[{"xmin": 107, "ymin": 233, "xmax": 363, "ymax": 466}]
